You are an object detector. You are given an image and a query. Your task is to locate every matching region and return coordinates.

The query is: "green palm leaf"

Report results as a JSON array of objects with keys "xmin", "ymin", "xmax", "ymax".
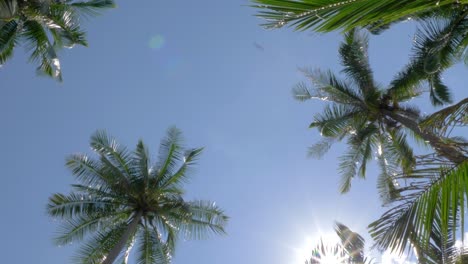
[
  {"xmin": 0, "ymin": 20, "xmax": 17, "ymax": 64},
  {"xmin": 73, "ymin": 222, "xmax": 128, "ymax": 264},
  {"xmin": 369, "ymin": 161, "xmax": 468, "ymax": 255},
  {"xmin": 339, "ymin": 29, "xmax": 375, "ymax": 95},
  {"xmin": 0, "ymin": 0, "xmax": 114, "ymax": 80},
  {"xmin": 252, "ymin": 0, "xmax": 460, "ymax": 33},
  {"xmin": 136, "ymin": 226, "xmax": 171, "ymax": 264},
  {"xmin": 390, "ymin": 11, "xmax": 468, "ymax": 105}
]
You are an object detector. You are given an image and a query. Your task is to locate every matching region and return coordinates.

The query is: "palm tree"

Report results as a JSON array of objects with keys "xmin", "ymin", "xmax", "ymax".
[
  {"xmin": 0, "ymin": 0, "xmax": 114, "ymax": 81},
  {"xmin": 306, "ymin": 222, "xmax": 374, "ymax": 264},
  {"xmin": 293, "ymin": 29, "xmax": 466, "ymax": 195},
  {"xmin": 252, "ymin": 0, "xmax": 468, "ymax": 105},
  {"xmin": 47, "ymin": 127, "xmax": 228, "ymax": 264}
]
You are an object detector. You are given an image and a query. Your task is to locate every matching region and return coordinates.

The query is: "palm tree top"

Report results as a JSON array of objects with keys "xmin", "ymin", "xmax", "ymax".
[
  {"xmin": 48, "ymin": 127, "xmax": 228, "ymax": 263},
  {"xmin": 0, "ymin": 0, "xmax": 115, "ymax": 81},
  {"xmin": 294, "ymin": 29, "xmax": 418, "ymax": 194}
]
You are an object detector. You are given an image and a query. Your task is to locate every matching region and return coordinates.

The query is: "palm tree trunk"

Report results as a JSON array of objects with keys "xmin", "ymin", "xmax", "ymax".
[
  {"xmin": 103, "ymin": 211, "xmax": 143, "ymax": 264},
  {"xmin": 382, "ymin": 109, "xmax": 466, "ymax": 164}
]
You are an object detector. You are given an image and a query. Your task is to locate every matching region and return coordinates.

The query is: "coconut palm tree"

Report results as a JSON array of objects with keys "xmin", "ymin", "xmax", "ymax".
[
  {"xmin": 0, "ymin": 0, "xmax": 114, "ymax": 81},
  {"xmin": 47, "ymin": 127, "xmax": 228, "ymax": 264},
  {"xmin": 293, "ymin": 29, "xmax": 467, "ymax": 194},
  {"xmin": 252, "ymin": 0, "xmax": 468, "ymax": 105},
  {"xmin": 306, "ymin": 222, "xmax": 374, "ymax": 264}
]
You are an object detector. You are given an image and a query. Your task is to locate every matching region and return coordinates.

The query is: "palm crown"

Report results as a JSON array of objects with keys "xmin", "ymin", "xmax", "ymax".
[
  {"xmin": 294, "ymin": 29, "xmax": 419, "ymax": 196},
  {"xmin": 295, "ymin": 29, "xmax": 467, "ymax": 198},
  {"xmin": 0, "ymin": 0, "xmax": 114, "ymax": 81},
  {"xmin": 47, "ymin": 127, "xmax": 228, "ymax": 264}
]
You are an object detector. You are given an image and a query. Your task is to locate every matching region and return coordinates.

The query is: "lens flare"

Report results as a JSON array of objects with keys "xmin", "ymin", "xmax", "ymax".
[{"xmin": 148, "ymin": 35, "xmax": 165, "ymax": 49}]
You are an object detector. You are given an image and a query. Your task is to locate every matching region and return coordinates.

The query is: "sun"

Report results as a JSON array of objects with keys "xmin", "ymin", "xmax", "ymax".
[{"xmin": 294, "ymin": 233, "xmax": 347, "ymax": 264}]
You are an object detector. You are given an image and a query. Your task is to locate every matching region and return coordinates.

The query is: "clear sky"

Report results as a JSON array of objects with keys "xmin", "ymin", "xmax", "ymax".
[{"xmin": 1, "ymin": 1, "xmax": 467, "ymax": 264}]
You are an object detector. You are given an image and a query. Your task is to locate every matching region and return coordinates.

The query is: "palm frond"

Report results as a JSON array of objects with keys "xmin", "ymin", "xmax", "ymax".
[
  {"xmin": 176, "ymin": 200, "xmax": 228, "ymax": 240},
  {"xmin": 390, "ymin": 11, "xmax": 467, "ymax": 105},
  {"xmin": 66, "ymin": 153, "xmax": 129, "ymax": 194},
  {"xmin": 136, "ymin": 226, "xmax": 171, "ymax": 264},
  {"xmin": 22, "ymin": 20, "xmax": 62, "ymax": 80},
  {"xmin": 90, "ymin": 131, "xmax": 133, "ymax": 190},
  {"xmin": 339, "ymin": 29, "xmax": 375, "ymax": 95},
  {"xmin": 369, "ymin": 161, "xmax": 468, "ymax": 255},
  {"xmin": 47, "ymin": 192, "xmax": 120, "ymax": 219},
  {"xmin": 131, "ymin": 140, "xmax": 150, "ymax": 185},
  {"xmin": 159, "ymin": 148, "xmax": 204, "ymax": 189},
  {"xmin": 0, "ymin": 20, "xmax": 17, "ymax": 64},
  {"xmin": 294, "ymin": 68, "xmax": 364, "ymax": 105},
  {"xmin": 428, "ymin": 73, "xmax": 452, "ymax": 105},
  {"xmin": 0, "ymin": 0, "xmax": 17, "ymax": 19},
  {"xmin": 55, "ymin": 211, "xmax": 127, "ymax": 246},
  {"xmin": 376, "ymin": 144, "xmax": 401, "ymax": 206},
  {"xmin": 70, "ymin": 0, "xmax": 116, "ymax": 17},
  {"xmin": 251, "ymin": 0, "xmax": 457, "ymax": 33},
  {"xmin": 310, "ymin": 104, "xmax": 361, "ymax": 138},
  {"xmin": 73, "ymin": 222, "xmax": 128, "ymax": 264},
  {"xmin": 307, "ymin": 137, "xmax": 335, "ymax": 158},
  {"xmin": 387, "ymin": 128, "xmax": 416, "ymax": 173},
  {"xmin": 420, "ymin": 97, "xmax": 468, "ymax": 137},
  {"xmin": 153, "ymin": 127, "xmax": 184, "ymax": 184},
  {"xmin": 334, "ymin": 222, "xmax": 365, "ymax": 262},
  {"xmin": 338, "ymin": 125, "xmax": 378, "ymax": 193}
]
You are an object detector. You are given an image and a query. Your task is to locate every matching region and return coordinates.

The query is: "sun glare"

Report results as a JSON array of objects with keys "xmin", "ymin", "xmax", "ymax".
[{"xmin": 294, "ymin": 233, "xmax": 345, "ymax": 263}]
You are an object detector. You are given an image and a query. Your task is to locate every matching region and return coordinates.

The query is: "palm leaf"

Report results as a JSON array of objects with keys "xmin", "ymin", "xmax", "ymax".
[
  {"xmin": 339, "ymin": 29, "xmax": 375, "ymax": 95},
  {"xmin": 55, "ymin": 210, "xmax": 128, "ymax": 245},
  {"xmin": 159, "ymin": 147, "xmax": 204, "ymax": 189},
  {"xmin": 390, "ymin": 11, "xmax": 467, "ymax": 105},
  {"xmin": 47, "ymin": 192, "xmax": 120, "ymax": 219},
  {"xmin": 294, "ymin": 68, "xmax": 364, "ymax": 105},
  {"xmin": 369, "ymin": 161, "xmax": 468, "ymax": 255},
  {"xmin": 66, "ymin": 153, "xmax": 130, "ymax": 194},
  {"xmin": 0, "ymin": 20, "xmax": 18, "ymax": 64},
  {"xmin": 252, "ymin": 0, "xmax": 457, "ymax": 32},
  {"xmin": 153, "ymin": 127, "xmax": 185, "ymax": 184},
  {"xmin": 73, "ymin": 222, "xmax": 128, "ymax": 264},
  {"xmin": 420, "ymin": 97, "xmax": 468, "ymax": 137},
  {"xmin": 70, "ymin": 0, "xmax": 116, "ymax": 17},
  {"xmin": 131, "ymin": 140, "xmax": 150, "ymax": 185},
  {"xmin": 334, "ymin": 222, "xmax": 365, "ymax": 262},
  {"xmin": 309, "ymin": 104, "xmax": 361, "ymax": 138},
  {"xmin": 338, "ymin": 125, "xmax": 378, "ymax": 193},
  {"xmin": 22, "ymin": 20, "xmax": 62, "ymax": 80},
  {"xmin": 0, "ymin": 0, "xmax": 17, "ymax": 19},
  {"xmin": 136, "ymin": 226, "xmax": 171, "ymax": 264},
  {"xmin": 175, "ymin": 200, "xmax": 228, "ymax": 240},
  {"xmin": 307, "ymin": 137, "xmax": 335, "ymax": 158}
]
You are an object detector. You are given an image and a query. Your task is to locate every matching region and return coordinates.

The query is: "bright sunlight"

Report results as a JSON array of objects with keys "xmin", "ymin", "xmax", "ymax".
[{"xmin": 295, "ymin": 233, "xmax": 348, "ymax": 264}]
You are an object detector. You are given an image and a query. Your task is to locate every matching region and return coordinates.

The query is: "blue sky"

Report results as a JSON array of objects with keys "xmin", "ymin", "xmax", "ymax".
[{"xmin": 1, "ymin": 1, "xmax": 466, "ymax": 263}]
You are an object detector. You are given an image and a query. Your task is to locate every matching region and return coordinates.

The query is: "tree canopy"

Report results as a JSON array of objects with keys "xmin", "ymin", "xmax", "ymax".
[
  {"xmin": 48, "ymin": 128, "xmax": 228, "ymax": 263},
  {"xmin": 0, "ymin": 0, "xmax": 114, "ymax": 80}
]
